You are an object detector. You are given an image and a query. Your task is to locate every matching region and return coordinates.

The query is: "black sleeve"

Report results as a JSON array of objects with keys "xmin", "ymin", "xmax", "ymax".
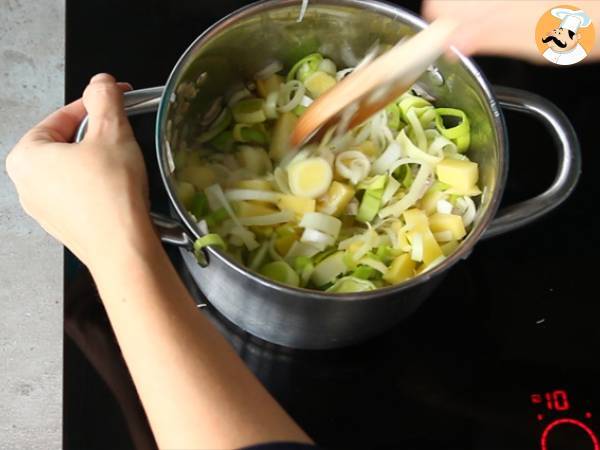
[{"xmin": 238, "ymin": 442, "xmax": 323, "ymax": 450}]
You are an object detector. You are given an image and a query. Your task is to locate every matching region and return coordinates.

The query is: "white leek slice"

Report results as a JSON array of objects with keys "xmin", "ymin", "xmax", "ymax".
[
  {"xmin": 338, "ymin": 233, "xmax": 361, "ymax": 250},
  {"xmin": 239, "ymin": 210, "xmax": 294, "ymax": 226},
  {"xmin": 378, "ymin": 162, "xmax": 432, "ymax": 218},
  {"xmin": 358, "ymin": 257, "xmax": 388, "ymax": 274},
  {"xmin": 229, "ymin": 225, "xmax": 259, "ymax": 251},
  {"xmin": 280, "ymin": 147, "xmax": 311, "ymax": 170},
  {"xmin": 318, "ymin": 58, "xmax": 337, "ymax": 76},
  {"xmin": 268, "ymin": 234, "xmax": 284, "ymax": 261},
  {"xmin": 436, "ymin": 199, "xmax": 453, "ymax": 215},
  {"xmin": 277, "ymin": 80, "xmax": 305, "ymax": 113},
  {"xmin": 227, "ymin": 88, "xmax": 252, "ymax": 107},
  {"xmin": 335, "ymin": 151, "xmax": 371, "ymax": 185},
  {"xmin": 455, "ymin": 196, "xmax": 477, "ymax": 227},
  {"xmin": 405, "ymin": 108, "xmax": 428, "ymax": 150},
  {"xmin": 273, "ymin": 167, "xmax": 291, "ymax": 194},
  {"xmin": 300, "ymin": 228, "xmax": 336, "ymax": 251},
  {"xmin": 264, "ymin": 91, "xmax": 279, "ymax": 119},
  {"xmin": 260, "ymin": 261, "xmax": 300, "ymax": 287},
  {"xmin": 428, "ymin": 132, "xmax": 457, "ymax": 157},
  {"xmin": 311, "ymin": 252, "xmax": 347, "ymax": 286},
  {"xmin": 410, "ymin": 233, "xmax": 423, "ymax": 262},
  {"xmin": 288, "ymin": 157, "xmax": 333, "ymax": 199},
  {"xmin": 205, "ymin": 184, "xmax": 258, "ymax": 250},
  {"xmin": 351, "ymin": 228, "xmax": 378, "ymax": 261},
  {"xmin": 381, "ymin": 176, "xmax": 401, "ymax": 206},
  {"xmin": 398, "ymin": 128, "xmax": 442, "ymax": 166},
  {"xmin": 254, "ymin": 61, "xmax": 283, "ymax": 80},
  {"xmin": 372, "ymin": 142, "xmax": 401, "ymax": 174},
  {"xmin": 284, "ymin": 241, "xmax": 321, "ymax": 261},
  {"xmin": 326, "ymin": 276, "xmax": 375, "ymax": 293},
  {"xmin": 248, "ymin": 242, "xmax": 269, "ymax": 270},
  {"xmin": 225, "ymin": 189, "xmax": 280, "ymax": 203},
  {"xmin": 299, "ymin": 212, "xmax": 342, "ymax": 238}
]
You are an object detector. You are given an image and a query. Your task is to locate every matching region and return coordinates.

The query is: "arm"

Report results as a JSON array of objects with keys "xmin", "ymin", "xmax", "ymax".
[
  {"xmin": 423, "ymin": 0, "xmax": 600, "ymax": 62},
  {"xmin": 6, "ymin": 74, "xmax": 312, "ymax": 450}
]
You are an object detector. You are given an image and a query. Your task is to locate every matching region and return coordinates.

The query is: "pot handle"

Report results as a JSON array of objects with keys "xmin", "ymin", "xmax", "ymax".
[
  {"xmin": 74, "ymin": 86, "xmax": 195, "ymax": 253},
  {"xmin": 482, "ymin": 86, "xmax": 581, "ymax": 239},
  {"xmin": 75, "ymin": 86, "xmax": 164, "ymax": 142}
]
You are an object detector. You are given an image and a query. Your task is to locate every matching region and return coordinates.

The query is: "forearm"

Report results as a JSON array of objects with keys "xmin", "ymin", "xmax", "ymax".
[{"xmin": 90, "ymin": 217, "xmax": 311, "ymax": 449}]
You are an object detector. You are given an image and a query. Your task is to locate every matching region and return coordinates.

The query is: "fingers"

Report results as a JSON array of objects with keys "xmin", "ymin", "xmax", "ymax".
[
  {"xmin": 26, "ymin": 98, "xmax": 87, "ymax": 144},
  {"xmin": 21, "ymin": 76, "xmax": 132, "ymax": 145},
  {"xmin": 82, "ymin": 73, "xmax": 135, "ymax": 143}
]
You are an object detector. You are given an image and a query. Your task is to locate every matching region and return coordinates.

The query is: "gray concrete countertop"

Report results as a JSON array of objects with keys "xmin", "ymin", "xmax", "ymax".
[{"xmin": 1, "ymin": 0, "xmax": 64, "ymax": 448}]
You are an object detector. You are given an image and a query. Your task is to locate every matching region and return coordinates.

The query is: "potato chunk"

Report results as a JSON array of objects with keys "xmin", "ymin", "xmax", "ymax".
[
  {"xmin": 435, "ymin": 159, "xmax": 479, "ymax": 192},
  {"xmin": 383, "ymin": 254, "xmax": 416, "ymax": 285},
  {"xmin": 429, "ymin": 213, "xmax": 466, "ymax": 240}
]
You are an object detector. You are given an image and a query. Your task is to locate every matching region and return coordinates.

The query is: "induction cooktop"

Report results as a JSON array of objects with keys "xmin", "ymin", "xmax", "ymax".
[{"xmin": 64, "ymin": 1, "xmax": 600, "ymax": 449}]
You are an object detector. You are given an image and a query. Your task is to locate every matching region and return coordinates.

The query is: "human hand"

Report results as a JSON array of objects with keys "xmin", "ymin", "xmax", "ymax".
[
  {"xmin": 6, "ymin": 73, "xmax": 152, "ymax": 269},
  {"xmin": 422, "ymin": 1, "xmax": 561, "ymax": 61}
]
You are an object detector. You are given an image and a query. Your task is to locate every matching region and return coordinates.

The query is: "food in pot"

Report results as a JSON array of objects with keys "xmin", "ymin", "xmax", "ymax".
[{"xmin": 172, "ymin": 53, "xmax": 480, "ymax": 292}]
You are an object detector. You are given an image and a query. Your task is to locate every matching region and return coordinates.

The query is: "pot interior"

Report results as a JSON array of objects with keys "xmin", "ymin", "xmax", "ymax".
[{"xmin": 160, "ymin": 0, "xmax": 504, "ymax": 275}]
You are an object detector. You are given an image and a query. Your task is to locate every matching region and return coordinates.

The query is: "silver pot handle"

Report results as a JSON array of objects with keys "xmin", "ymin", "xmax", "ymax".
[
  {"xmin": 75, "ymin": 86, "xmax": 164, "ymax": 142},
  {"xmin": 74, "ymin": 86, "xmax": 194, "ymax": 252},
  {"xmin": 483, "ymin": 86, "xmax": 581, "ymax": 239}
]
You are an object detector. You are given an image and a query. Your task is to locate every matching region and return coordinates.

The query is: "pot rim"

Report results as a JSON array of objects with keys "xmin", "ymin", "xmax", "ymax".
[{"xmin": 155, "ymin": 0, "xmax": 508, "ymax": 301}]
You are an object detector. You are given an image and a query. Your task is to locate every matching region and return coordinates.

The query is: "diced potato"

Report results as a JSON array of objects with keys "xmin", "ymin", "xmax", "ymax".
[
  {"xmin": 256, "ymin": 74, "xmax": 284, "ymax": 98},
  {"xmin": 419, "ymin": 189, "xmax": 445, "ymax": 216},
  {"xmin": 383, "ymin": 254, "xmax": 415, "ymax": 285},
  {"xmin": 304, "ymin": 71, "xmax": 337, "ymax": 97},
  {"xmin": 288, "ymin": 157, "xmax": 333, "ymax": 199},
  {"xmin": 403, "ymin": 209, "xmax": 429, "ymax": 229},
  {"xmin": 277, "ymin": 194, "xmax": 316, "ymax": 218},
  {"xmin": 357, "ymin": 140, "xmax": 379, "ymax": 159},
  {"xmin": 177, "ymin": 165, "xmax": 216, "ymax": 191},
  {"xmin": 175, "ymin": 181, "xmax": 196, "ymax": 209},
  {"xmin": 435, "ymin": 159, "xmax": 479, "ymax": 192},
  {"xmin": 429, "ymin": 213, "xmax": 466, "ymax": 240},
  {"xmin": 269, "ymin": 112, "xmax": 298, "ymax": 161},
  {"xmin": 446, "ymin": 185, "xmax": 482, "ymax": 197},
  {"xmin": 235, "ymin": 201, "xmax": 278, "ymax": 218},
  {"xmin": 236, "ymin": 146, "xmax": 272, "ymax": 175},
  {"xmin": 407, "ymin": 226, "xmax": 443, "ymax": 265},
  {"xmin": 233, "ymin": 179, "xmax": 274, "ymax": 191},
  {"xmin": 317, "ymin": 182, "xmax": 355, "ymax": 217},
  {"xmin": 275, "ymin": 234, "xmax": 297, "ymax": 256},
  {"xmin": 441, "ymin": 240, "xmax": 459, "ymax": 256}
]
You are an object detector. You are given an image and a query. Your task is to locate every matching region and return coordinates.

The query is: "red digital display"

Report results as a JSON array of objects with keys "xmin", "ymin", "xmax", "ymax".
[
  {"xmin": 541, "ymin": 419, "xmax": 599, "ymax": 450},
  {"xmin": 531, "ymin": 389, "xmax": 598, "ymax": 450}
]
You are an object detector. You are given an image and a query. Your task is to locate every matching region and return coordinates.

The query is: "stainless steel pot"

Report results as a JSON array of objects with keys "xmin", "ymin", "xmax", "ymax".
[{"xmin": 76, "ymin": 0, "xmax": 581, "ymax": 349}]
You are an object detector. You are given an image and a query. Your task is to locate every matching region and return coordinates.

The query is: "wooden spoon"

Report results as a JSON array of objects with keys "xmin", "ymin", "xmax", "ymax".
[{"xmin": 289, "ymin": 19, "xmax": 458, "ymax": 148}]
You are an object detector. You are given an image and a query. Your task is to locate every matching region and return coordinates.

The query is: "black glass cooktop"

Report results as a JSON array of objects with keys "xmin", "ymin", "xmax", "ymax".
[{"xmin": 64, "ymin": 1, "xmax": 600, "ymax": 449}]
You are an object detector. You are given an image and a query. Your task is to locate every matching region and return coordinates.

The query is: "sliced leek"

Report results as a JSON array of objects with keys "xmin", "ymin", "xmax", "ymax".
[{"xmin": 174, "ymin": 52, "xmax": 481, "ymax": 291}]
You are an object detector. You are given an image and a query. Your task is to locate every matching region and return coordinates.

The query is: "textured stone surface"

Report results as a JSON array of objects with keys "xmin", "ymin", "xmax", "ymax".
[{"xmin": 0, "ymin": 0, "xmax": 64, "ymax": 448}]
